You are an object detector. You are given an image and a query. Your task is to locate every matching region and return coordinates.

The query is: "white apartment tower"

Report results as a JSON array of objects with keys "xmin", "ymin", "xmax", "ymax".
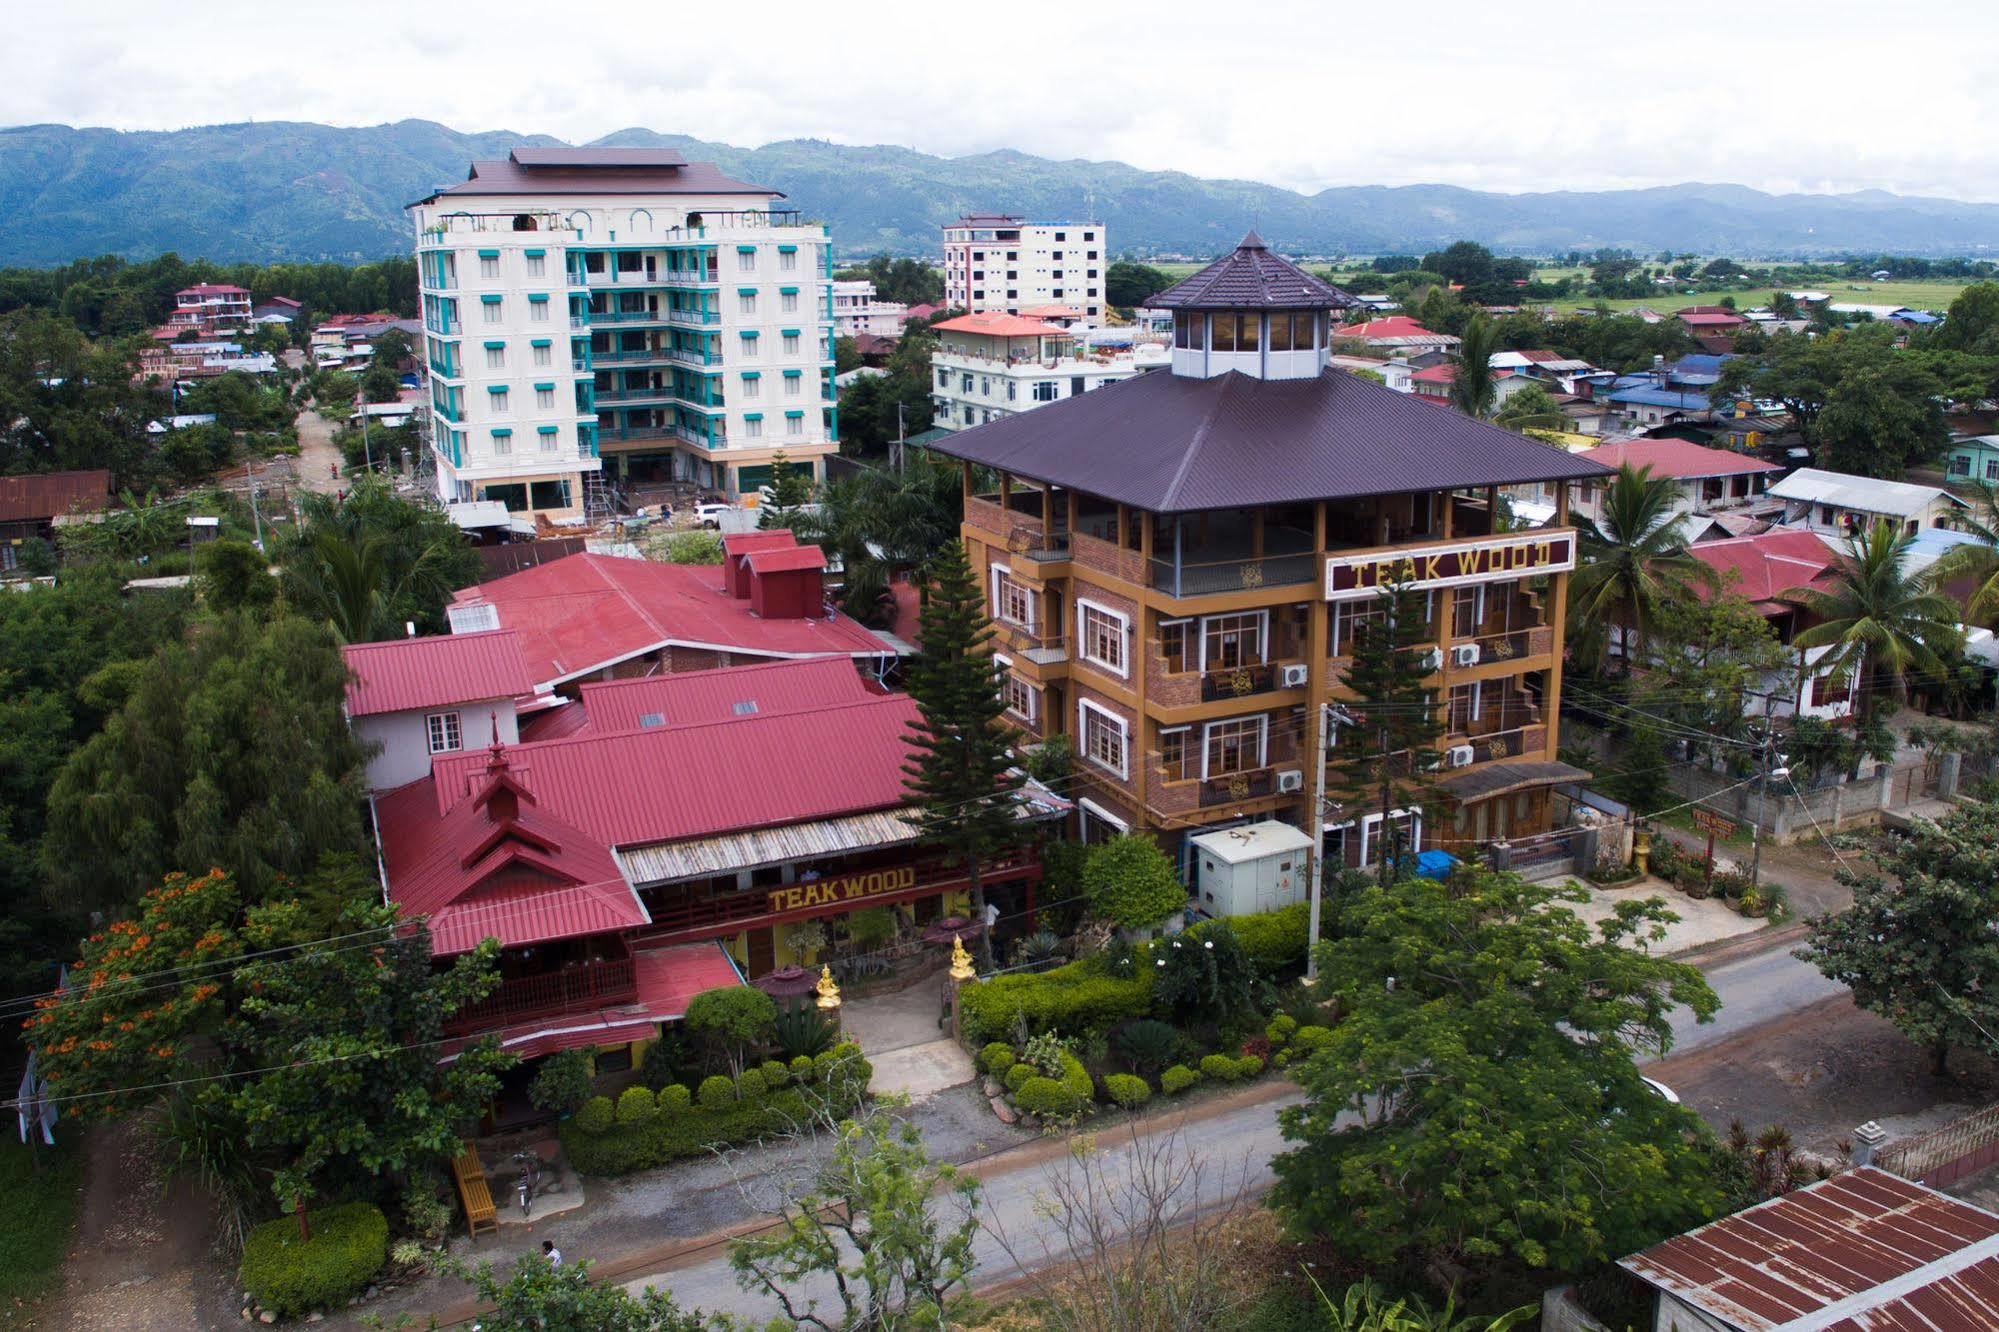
[
  {"xmin": 410, "ymin": 147, "xmax": 838, "ymax": 519},
  {"xmin": 941, "ymin": 215, "xmax": 1106, "ymax": 324}
]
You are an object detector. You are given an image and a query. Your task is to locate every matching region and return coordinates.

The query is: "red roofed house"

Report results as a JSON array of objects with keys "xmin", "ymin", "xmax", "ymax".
[
  {"xmin": 1689, "ymin": 528, "xmax": 1853, "ymax": 719},
  {"xmin": 342, "ymin": 629, "xmax": 537, "ymax": 790},
  {"xmin": 1408, "ymin": 362, "xmax": 1538, "ymax": 409},
  {"xmin": 370, "ymin": 656, "xmax": 1056, "ymax": 1098},
  {"xmin": 1331, "ymin": 315, "xmax": 1461, "ymax": 355},
  {"xmin": 1620, "ymin": 1166, "xmax": 1999, "ymax": 1332},
  {"xmin": 0, "ymin": 470, "xmax": 112, "ymax": 570},
  {"xmin": 1675, "ymin": 305, "xmax": 1751, "ymax": 342},
  {"xmin": 444, "ymin": 539, "xmax": 899, "ymax": 693},
  {"xmin": 169, "ymin": 283, "xmax": 253, "ymax": 337},
  {"xmin": 1576, "ymin": 439, "xmax": 1781, "ymax": 532}
]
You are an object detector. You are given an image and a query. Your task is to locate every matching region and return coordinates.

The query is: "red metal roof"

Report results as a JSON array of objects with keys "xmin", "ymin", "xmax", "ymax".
[
  {"xmin": 633, "ymin": 942, "xmax": 745, "ymax": 1020},
  {"xmin": 177, "ymin": 283, "xmax": 249, "ymax": 297},
  {"xmin": 577, "ymin": 655, "xmax": 878, "ymax": 734},
  {"xmin": 744, "ymin": 544, "xmax": 827, "ymax": 574},
  {"xmin": 932, "ymin": 312, "xmax": 1067, "ymax": 337},
  {"xmin": 0, "ymin": 470, "xmax": 111, "ymax": 523},
  {"xmin": 1411, "ymin": 363, "xmax": 1457, "ymax": 384},
  {"xmin": 719, "ymin": 530, "xmax": 796, "ymax": 557},
  {"xmin": 1691, "ymin": 529, "xmax": 1840, "ymax": 610},
  {"xmin": 1334, "ymin": 316, "xmax": 1446, "ymax": 340},
  {"xmin": 1620, "ymin": 1167, "xmax": 1999, "ymax": 1331},
  {"xmin": 1582, "ymin": 438, "xmax": 1782, "ymax": 480},
  {"xmin": 1679, "ymin": 310, "xmax": 1750, "ymax": 326},
  {"xmin": 440, "ymin": 943, "xmax": 741, "ymax": 1060},
  {"xmin": 448, "ymin": 552, "xmax": 894, "ymax": 687},
  {"xmin": 342, "ymin": 629, "xmax": 535, "ymax": 717}
]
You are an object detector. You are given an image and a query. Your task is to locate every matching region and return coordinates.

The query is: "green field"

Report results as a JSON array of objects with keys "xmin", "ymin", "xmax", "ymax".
[{"xmin": 0, "ymin": 1136, "xmax": 82, "ymax": 1308}]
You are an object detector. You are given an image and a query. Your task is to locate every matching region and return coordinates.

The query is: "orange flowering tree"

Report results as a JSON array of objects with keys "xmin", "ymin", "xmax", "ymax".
[{"xmin": 29, "ymin": 869, "xmax": 244, "ymax": 1118}]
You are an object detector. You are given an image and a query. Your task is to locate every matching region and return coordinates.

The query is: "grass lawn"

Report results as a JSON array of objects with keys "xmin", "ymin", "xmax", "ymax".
[
  {"xmin": 1528, "ymin": 271, "xmax": 1972, "ymax": 315},
  {"xmin": 0, "ymin": 1135, "xmax": 83, "ymax": 1309},
  {"xmin": 1655, "ymin": 804, "xmax": 1755, "ymax": 853}
]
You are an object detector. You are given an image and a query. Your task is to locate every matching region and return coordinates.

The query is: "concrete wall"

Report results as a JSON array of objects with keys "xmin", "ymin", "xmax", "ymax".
[{"xmin": 356, "ymin": 699, "xmax": 518, "ymax": 792}]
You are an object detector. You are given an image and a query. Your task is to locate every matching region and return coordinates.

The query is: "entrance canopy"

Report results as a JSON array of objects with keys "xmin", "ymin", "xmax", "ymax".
[{"xmin": 616, "ymin": 809, "xmax": 922, "ymax": 885}]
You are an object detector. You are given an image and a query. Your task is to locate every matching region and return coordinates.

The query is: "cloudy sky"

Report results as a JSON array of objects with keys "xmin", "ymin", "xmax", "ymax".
[{"xmin": 12, "ymin": 0, "xmax": 1999, "ymax": 200}]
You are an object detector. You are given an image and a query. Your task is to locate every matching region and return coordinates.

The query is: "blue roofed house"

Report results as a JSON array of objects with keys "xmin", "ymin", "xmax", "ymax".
[{"xmin": 1945, "ymin": 434, "xmax": 1999, "ymax": 487}]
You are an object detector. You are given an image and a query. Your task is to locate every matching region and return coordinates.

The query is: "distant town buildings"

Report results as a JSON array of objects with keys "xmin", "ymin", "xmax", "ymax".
[
  {"xmin": 168, "ymin": 283, "xmax": 252, "ymax": 338},
  {"xmin": 409, "ymin": 146, "xmax": 838, "ymax": 522},
  {"xmin": 829, "ymin": 280, "xmax": 908, "ymax": 338},
  {"xmin": 942, "ymin": 215, "xmax": 1106, "ymax": 324},
  {"xmin": 927, "ymin": 311, "xmax": 1166, "ymax": 431}
]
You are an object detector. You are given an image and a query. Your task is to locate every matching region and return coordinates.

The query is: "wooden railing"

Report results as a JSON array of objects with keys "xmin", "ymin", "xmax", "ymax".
[
  {"xmin": 1878, "ymin": 1103, "xmax": 1999, "ymax": 1188},
  {"xmin": 452, "ymin": 956, "xmax": 637, "ymax": 1029}
]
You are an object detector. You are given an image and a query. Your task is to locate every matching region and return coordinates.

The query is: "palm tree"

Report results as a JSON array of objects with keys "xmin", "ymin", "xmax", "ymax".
[
  {"xmin": 1568, "ymin": 463, "xmax": 1717, "ymax": 674},
  {"xmin": 1447, "ymin": 315, "xmax": 1502, "ymax": 419},
  {"xmin": 279, "ymin": 478, "xmax": 473, "ymax": 641},
  {"xmin": 1787, "ymin": 520, "xmax": 1962, "ymax": 725},
  {"xmin": 1934, "ymin": 478, "xmax": 1999, "ymax": 623},
  {"xmin": 796, "ymin": 453, "xmax": 962, "ymax": 625}
]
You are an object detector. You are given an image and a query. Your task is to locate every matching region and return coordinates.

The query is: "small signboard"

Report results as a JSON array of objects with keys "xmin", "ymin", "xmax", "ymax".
[{"xmin": 1690, "ymin": 808, "xmax": 1736, "ymax": 839}]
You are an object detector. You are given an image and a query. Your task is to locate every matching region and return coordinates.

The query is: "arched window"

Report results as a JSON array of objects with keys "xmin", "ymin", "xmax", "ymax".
[
  {"xmin": 568, "ymin": 210, "xmax": 594, "ymax": 232},
  {"xmin": 629, "ymin": 208, "xmax": 654, "ymax": 230}
]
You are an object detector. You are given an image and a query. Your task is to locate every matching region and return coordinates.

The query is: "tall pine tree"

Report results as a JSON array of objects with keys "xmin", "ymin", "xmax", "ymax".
[
  {"xmin": 757, "ymin": 451, "xmax": 814, "ymax": 530},
  {"xmin": 902, "ymin": 540, "xmax": 1024, "ymax": 969},
  {"xmin": 1330, "ymin": 576, "xmax": 1444, "ymax": 886}
]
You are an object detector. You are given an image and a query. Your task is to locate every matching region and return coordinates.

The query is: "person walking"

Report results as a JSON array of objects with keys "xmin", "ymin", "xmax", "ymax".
[{"xmin": 541, "ymin": 1240, "xmax": 563, "ymax": 1268}]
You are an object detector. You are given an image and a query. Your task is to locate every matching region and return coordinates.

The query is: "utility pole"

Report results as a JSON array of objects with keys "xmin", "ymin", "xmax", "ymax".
[
  {"xmin": 360, "ymin": 405, "xmax": 374, "ymax": 474},
  {"xmin": 247, "ymin": 457, "xmax": 264, "ymax": 550},
  {"xmin": 1751, "ymin": 692, "xmax": 1776, "ymax": 889}
]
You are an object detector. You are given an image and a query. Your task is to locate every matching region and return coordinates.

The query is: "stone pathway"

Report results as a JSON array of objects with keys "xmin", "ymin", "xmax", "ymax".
[{"xmin": 838, "ymin": 972, "xmax": 977, "ymax": 1101}]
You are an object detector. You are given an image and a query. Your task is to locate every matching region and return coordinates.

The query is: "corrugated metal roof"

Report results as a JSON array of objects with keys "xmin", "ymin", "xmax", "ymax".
[
  {"xmin": 448, "ymin": 552, "xmax": 895, "ymax": 687},
  {"xmin": 0, "ymin": 470, "xmax": 110, "ymax": 523},
  {"xmin": 1146, "ymin": 232, "xmax": 1360, "ymax": 311},
  {"xmin": 926, "ymin": 366, "xmax": 1614, "ymax": 513},
  {"xmin": 578, "ymin": 655, "xmax": 877, "ymax": 734},
  {"xmin": 616, "ymin": 809, "xmax": 922, "ymax": 885},
  {"xmin": 745, "ymin": 544, "xmax": 827, "ymax": 574},
  {"xmin": 933, "ymin": 312, "xmax": 1067, "ymax": 337},
  {"xmin": 1620, "ymin": 1167, "xmax": 1999, "ymax": 1332},
  {"xmin": 1691, "ymin": 529, "xmax": 1840, "ymax": 607},
  {"xmin": 418, "ymin": 153, "xmax": 779, "ymax": 202},
  {"xmin": 1582, "ymin": 439, "xmax": 1781, "ymax": 480},
  {"xmin": 342, "ymin": 629, "xmax": 535, "ymax": 717},
  {"xmin": 511, "ymin": 146, "xmax": 688, "ymax": 168},
  {"xmin": 1436, "ymin": 759, "xmax": 1591, "ymax": 802},
  {"xmin": 1769, "ymin": 468, "xmax": 1969, "ymax": 518}
]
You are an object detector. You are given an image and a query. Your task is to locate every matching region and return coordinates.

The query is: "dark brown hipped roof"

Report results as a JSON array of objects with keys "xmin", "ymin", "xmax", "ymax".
[
  {"xmin": 412, "ymin": 146, "xmax": 781, "ymax": 203},
  {"xmin": 0, "ymin": 469, "xmax": 111, "ymax": 523},
  {"xmin": 1146, "ymin": 231, "xmax": 1361, "ymax": 311},
  {"xmin": 927, "ymin": 369, "xmax": 1613, "ymax": 513}
]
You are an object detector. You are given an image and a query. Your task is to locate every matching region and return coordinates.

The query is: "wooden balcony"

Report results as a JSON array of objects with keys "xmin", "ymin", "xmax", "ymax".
[{"xmin": 451, "ymin": 956, "xmax": 637, "ymax": 1030}]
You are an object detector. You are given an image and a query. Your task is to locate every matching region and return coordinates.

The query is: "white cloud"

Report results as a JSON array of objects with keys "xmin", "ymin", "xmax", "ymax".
[{"xmin": 8, "ymin": 0, "xmax": 1999, "ymax": 201}]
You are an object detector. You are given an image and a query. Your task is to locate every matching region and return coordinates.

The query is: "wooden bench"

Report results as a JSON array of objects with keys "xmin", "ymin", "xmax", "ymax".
[{"xmin": 452, "ymin": 1144, "xmax": 498, "ymax": 1238}]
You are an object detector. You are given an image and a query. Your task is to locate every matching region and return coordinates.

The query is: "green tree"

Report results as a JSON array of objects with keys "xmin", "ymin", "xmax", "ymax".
[
  {"xmin": 1769, "ymin": 291, "xmax": 1801, "ymax": 320},
  {"xmin": 833, "ymin": 335, "xmax": 862, "ymax": 375},
  {"xmin": 798, "ymin": 452, "xmax": 962, "ymax": 624},
  {"xmin": 1604, "ymin": 720, "xmax": 1673, "ymax": 815},
  {"xmin": 0, "ymin": 308, "xmax": 161, "ymax": 486},
  {"xmin": 179, "ymin": 371, "xmax": 295, "ymax": 433},
  {"xmin": 1329, "ymin": 577, "xmax": 1443, "ymax": 885},
  {"xmin": 833, "ymin": 254, "xmax": 944, "ymax": 307},
  {"xmin": 1801, "ymin": 800, "xmax": 1999, "ymax": 1075},
  {"xmin": 1446, "ymin": 316, "xmax": 1501, "ymax": 419},
  {"xmin": 1815, "ymin": 362, "xmax": 1950, "ymax": 477},
  {"xmin": 276, "ymin": 477, "xmax": 479, "ymax": 640},
  {"xmin": 1271, "ymin": 867, "xmax": 1724, "ymax": 1295},
  {"xmin": 837, "ymin": 328, "xmax": 938, "ymax": 453},
  {"xmin": 757, "ymin": 451, "xmax": 815, "ymax": 530},
  {"xmin": 1787, "ymin": 521, "xmax": 1960, "ymax": 729},
  {"xmin": 227, "ymin": 904, "xmax": 510, "ymax": 1233},
  {"xmin": 1080, "ymin": 833, "xmax": 1187, "ymax": 931},
  {"xmin": 197, "ymin": 538, "xmax": 276, "ymax": 613},
  {"xmin": 728, "ymin": 1103, "xmax": 981, "ymax": 1331},
  {"xmin": 900, "ymin": 541, "xmax": 1024, "ymax": 969},
  {"xmin": 1934, "ymin": 281, "xmax": 1999, "ymax": 352},
  {"xmin": 43, "ymin": 613, "xmax": 367, "ymax": 912},
  {"xmin": 446, "ymin": 1253, "xmax": 707, "ymax": 1332},
  {"xmin": 1936, "ymin": 480, "xmax": 1999, "ymax": 624},
  {"xmin": 1636, "ymin": 592, "xmax": 1792, "ymax": 763},
  {"xmin": 682, "ymin": 985, "xmax": 777, "ymax": 1077},
  {"xmin": 358, "ymin": 360, "xmax": 402, "ymax": 404},
  {"xmin": 1489, "ymin": 381, "xmax": 1561, "ymax": 431},
  {"xmin": 1568, "ymin": 463, "xmax": 1716, "ymax": 674},
  {"xmin": 1104, "ymin": 261, "xmax": 1173, "ymax": 309}
]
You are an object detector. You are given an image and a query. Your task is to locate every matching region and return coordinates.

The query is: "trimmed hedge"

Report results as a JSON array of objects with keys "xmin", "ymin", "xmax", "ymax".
[
  {"xmin": 1200, "ymin": 1054, "xmax": 1242, "ymax": 1083},
  {"xmin": 658, "ymin": 1083, "xmax": 692, "ymax": 1112},
  {"xmin": 1265, "ymin": 1014, "xmax": 1298, "ymax": 1047},
  {"xmin": 980, "ymin": 1043, "xmax": 1016, "ymax": 1077},
  {"xmin": 789, "ymin": 1055, "xmax": 815, "ymax": 1082},
  {"xmin": 760, "ymin": 1059, "xmax": 790, "ymax": 1089},
  {"xmin": 617, "ymin": 1085, "xmax": 657, "ymax": 1126},
  {"xmin": 1003, "ymin": 1062, "xmax": 1035, "ymax": 1094},
  {"xmin": 1103, "ymin": 1073, "xmax": 1151, "ymax": 1108},
  {"xmin": 1233, "ymin": 1054, "xmax": 1265, "ymax": 1079},
  {"xmin": 573, "ymin": 1095, "xmax": 615, "ymax": 1135},
  {"xmin": 563, "ymin": 1044, "xmax": 872, "ymax": 1177},
  {"xmin": 736, "ymin": 1067, "xmax": 768, "ymax": 1100},
  {"xmin": 1160, "ymin": 1064, "xmax": 1199, "ymax": 1095},
  {"xmin": 1292, "ymin": 1024, "xmax": 1334, "ymax": 1054},
  {"xmin": 1015, "ymin": 1052, "xmax": 1095, "ymax": 1118},
  {"xmin": 1212, "ymin": 902, "xmax": 1313, "ymax": 976},
  {"xmin": 240, "ymin": 1201, "xmax": 387, "ymax": 1318},
  {"xmin": 959, "ymin": 956, "xmax": 1153, "ymax": 1046}
]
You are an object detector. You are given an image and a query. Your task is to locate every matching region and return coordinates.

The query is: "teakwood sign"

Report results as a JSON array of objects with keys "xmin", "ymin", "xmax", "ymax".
[{"xmin": 1323, "ymin": 531, "xmax": 1577, "ymax": 601}]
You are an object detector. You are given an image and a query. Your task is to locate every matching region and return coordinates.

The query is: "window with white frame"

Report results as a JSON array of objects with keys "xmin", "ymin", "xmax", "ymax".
[
  {"xmin": 529, "ymin": 300, "xmax": 549, "ymax": 322},
  {"xmin": 479, "ymin": 255, "xmax": 499, "ymax": 280},
  {"xmin": 1078, "ymin": 797, "xmax": 1128, "ymax": 846},
  {"xmin": 532, "ymin": 344, "xmax": 552, "ymax": 367},
  {"xmin": 745, "ymin": 417, "xmax": 764, "ymax": 438},
  {"xmin": 781, "ymin": 291, "xmax": 799, "ymax": 313},
  {"xmin": 539, "ymin": 430, "xmax": 559, "ymax": 453},
  {"xmin": 1200, "ymin": 611, "xmax": 1264, "ymax": 671},
  {"xmin": 1077, "ymin": 600, "xmax": 1128, "ymax": 676},
  {"xmin": 786, "ymin": 414, "xmax": 803, "ymax": 437},
  {"xmin": 991, "ymin": 565, "xmax": 1034, "ymax": 629},
  {"xmin": 995, "ymin": 657, "xmax": 1038, "ymax": 722},
  {"xmin": 485, "ymin": 345, "xmax": 505, "ymax": 369},
  {"xmin": 1359, "ymin": 809, "xmax": 1422, "ymax": 864},
  {"xmin": 783, "ymin": 332, "xmax": 800, "ymax": 356},
  {"xmin": 482, "ymin": 299, "xmax": 503, "ymax": 324},
  {"xmin": 785, "ymin": 375, "xmax": 801, "ymax": 397},
  {"xmin": 426, "ymin": 711, "xmax": 463, "ymax": 754},
  {"xmin": 779, "ymin": 249, "xmax": 798, "ymax": 272},
  {"xmin": 1079, "ymin": 701, "xmax": 1129, "ymax": 778},
  {"xmin": 743, "ymin": 376, "xmax": 761, "ymax": 399},
  {"xmin": 526, "ymin": 254, "xmax": 545, "ymax": 277},
  {"xmin": 1033, "ymin": 381, "xmax": 1057, "ymax": 401},
  {"xmin": 491, "ymin": 431, "xmax": 512, "ymax": 455},
  {"xmin": 536, "ymin": 386, "xmax": 555, "ymax": 409},
  {"xmin": 489, "ymin": 387, "xmax": 509, "ymax": 412},
  {"xmin": 1159, "ymin": 726, "xmax": 1193, "ymax": 781},
  {"xmin": 737, "ymin": 292, "xmax": 756, "ymax": 316},
  {"xmin": 741, "ymin": 335, "xmax": 759, "ymax": 360},
  {"xmin": 1202, "ymin": 715, "xmax": 1267, "ymax": 778}
]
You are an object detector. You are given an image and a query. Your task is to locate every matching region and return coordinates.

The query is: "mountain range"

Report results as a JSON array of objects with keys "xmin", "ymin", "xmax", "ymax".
[{"xmin": 4, "ymin": 119, "xmax": 1999, "ymax": 267}]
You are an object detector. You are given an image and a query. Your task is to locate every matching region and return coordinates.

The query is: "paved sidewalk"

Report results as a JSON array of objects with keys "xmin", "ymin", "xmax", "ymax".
[{"xmin": 841, "ymin": 972, "xmax": 978, "ymax": 1100}]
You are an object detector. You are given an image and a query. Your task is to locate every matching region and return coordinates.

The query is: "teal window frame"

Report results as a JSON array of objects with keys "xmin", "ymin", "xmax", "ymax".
[
  {"xmin": 484, "ymin": 340, "xmax": 506, "ymax": 349},
  {"xmin": 487, "ymin": 385, "xmax": 509, "ymax": 396},
  {"xmin": 784, "ymin": 409, "xmax": 804, "ymax": 417},
  {"xmin": 737, "ymin": 244, "xmax": 758, "ymax": 253},
  {"xmin": 777, "ymin": 244, "xmax": 798, "ymax": 253},
  {"xmin": 538, "ymin": 425, "xmax": 560, "ymax": 435},
  {"xmin": 744, "ymin": 411, "xmax": 764, "ymax": 420},
  {"xmin": 528, "ymin": 293, "xmax": 550, "ymax": 303},
  {"xmin": 533, "ymin": 381, "xmax": 556, "ymax": 392},
  {"xmin": 741, "ymin": 370, "xmax": 762, "ymax": 379},
  {"xmin": 530, "ymin": 338, "xmax": 553, "ymax": 348},
  {"xmin": 491, "ymin": 427, "xmax": 513, "ymax": 437},
  {"xmin": 525, "ymin": 248, "xmax": 546, "ymax": 258},
  {"xmin": 783, "ymin": 368, "xmax": 802, "ymax": 377},
  {"xmin": 481, "ymin": 294, "xmax": 503, "ymax": 304},
  {"xmin": 780, "ymin": 286, "xmax": 799, "ymax": 295},
  {"xmin": 781, "ymin": 328, "xmax": 800, "ymax": 337},
  {"xmin": 478, "ymin": 248, "xmax": 500, "ymax": 259},
  {"xmin": 738, "ymin": 287, "xmax": 759, "ymax": 296},
  {"xmin": 740, "ymin": 330, "xmax": 760, "ymax": 339}
]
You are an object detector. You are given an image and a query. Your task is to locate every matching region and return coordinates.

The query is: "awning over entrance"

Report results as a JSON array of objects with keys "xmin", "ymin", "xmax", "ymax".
[
  {"xmin": 1438, "ymin": 759, "xmax": 1592, "ymax": 804},
  {"xmin": 615, "ymin": 809, "xmax": 922, "ymax": 885}
]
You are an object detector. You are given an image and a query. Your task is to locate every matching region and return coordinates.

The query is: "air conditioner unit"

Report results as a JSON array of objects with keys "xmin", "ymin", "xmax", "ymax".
[
  {"xmin": 1418, "ymin": 647, "xmax": 1443, "ymax": 673},
  {"xmin": 1279, "ymin": 663, "xmax": 1309, "ymax": 688},
  {"xmin": 1276, "ymin": 769, "xmax": 1304, "ymax": 794},
  {"xmin": 1453, "ymin": 644, "xmax": 1481, "ymax": 667},
  {"xmin": 1448, "ymin": 745, "xmax": 1476, "ymax": 768}
]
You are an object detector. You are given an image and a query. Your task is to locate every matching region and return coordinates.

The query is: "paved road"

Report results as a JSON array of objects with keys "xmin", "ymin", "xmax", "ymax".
[{"xmin": 1664, "ymin": 938, "xmax": 1847, "ymax": 1057}]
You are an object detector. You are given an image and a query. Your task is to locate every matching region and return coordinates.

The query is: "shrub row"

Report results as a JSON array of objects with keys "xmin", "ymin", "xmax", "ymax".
[
  {"xmin": 1014, "ymin": 1052, "xmax": 1096, "ymax": 1119},
  {"xmin": 1202, "ymin": 902, "xmax": 1313, "ymax": 976},
  {"xmin": 239, "ymin": 1201, "xmax": 388, "ymax": 1319},
  {"xmin": 959, "ymin": 956, "xmax": 1153, "ymax": 1046},
  {"xmin": 561, "ymin": 1044, "xmax": 871, "ymax": 1176}
]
